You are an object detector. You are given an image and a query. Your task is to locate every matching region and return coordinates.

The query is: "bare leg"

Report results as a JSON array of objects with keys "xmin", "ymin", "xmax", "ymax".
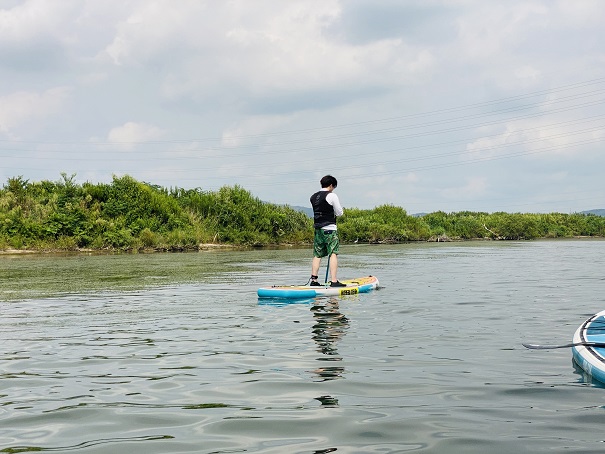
[
  {"xmin": 329, "ymin": 254, "xmax": 338, "ymax": 282},
  {"xmin": 311, "ymin": 256, "xmax": 321, "ymax": 278}
]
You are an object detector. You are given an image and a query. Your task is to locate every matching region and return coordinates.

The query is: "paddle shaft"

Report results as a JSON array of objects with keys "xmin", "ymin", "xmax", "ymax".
[
  {"xmin": 325, "ymin": 253, "xmax": 331, "ymax": 284},
  {"xmin": 523, "ymin": 341, "xmax": 605, "ymax": 350}
]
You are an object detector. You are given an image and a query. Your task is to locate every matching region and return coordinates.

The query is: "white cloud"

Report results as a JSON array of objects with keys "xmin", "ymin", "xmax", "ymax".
[
  {"xmin": 221, "ymin": 114, "xmax": 297, "ymax": 147},
  {"xmin": 0, "ymin": 1, "xmax": 83, "ymax": 70},
  {"xmin": 100, "ymin": 1, "xmax": 432, "ymax": 114},
  {"xmin": 440, "ymin": 177, "xmax": 488, "ymax": 201},
  {"xmin": 456, "ymin": 3, "xmax": 549, "ymax": 60},
  {"xmin": 106, "ymin": 122, "xmax": 166, "ymax": 150},
  {"xmin": 0, "ymin": 87, "xmax": 70, "ymax": 137},
  {"xmin": 465, "ymin": 114, "xmax": 605, "ymax": 163},
  {"xmin": 0, "ymin": 1, "xmax": 74, "ymax": 43}
]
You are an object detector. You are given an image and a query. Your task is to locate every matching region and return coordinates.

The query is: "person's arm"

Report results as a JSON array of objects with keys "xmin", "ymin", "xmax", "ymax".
[{"xmin": 326, "ymin": 193, "xmax": 344, "ymax": 217}]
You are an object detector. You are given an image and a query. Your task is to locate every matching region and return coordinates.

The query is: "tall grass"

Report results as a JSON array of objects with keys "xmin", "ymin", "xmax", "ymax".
[
  {"xmin": 0, "ymin": 175, "xmax": 312, "ymax": 251},
  {"xmin": 1, "ymin": 174, "xmax": 604, "ymax": 251}
]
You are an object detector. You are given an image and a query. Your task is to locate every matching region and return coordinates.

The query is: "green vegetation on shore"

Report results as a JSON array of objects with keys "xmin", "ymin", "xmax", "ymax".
[{"xmin": 1, "ymin": 174, "xmax": 604, "ymax": 252}]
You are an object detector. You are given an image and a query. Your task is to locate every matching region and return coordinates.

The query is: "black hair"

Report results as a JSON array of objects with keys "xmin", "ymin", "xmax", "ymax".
[{"xmin": 320, "ymin": 175, "xmax": 338, "ymax": 189}]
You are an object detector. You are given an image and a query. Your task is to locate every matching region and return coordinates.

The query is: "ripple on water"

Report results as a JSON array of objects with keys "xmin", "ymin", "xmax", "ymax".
[{"xmin": 2, "ymin": 242, "xmax": 605, "ymax": 453}]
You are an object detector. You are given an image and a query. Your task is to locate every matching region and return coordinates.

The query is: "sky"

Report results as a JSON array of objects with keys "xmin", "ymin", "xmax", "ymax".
[{"xmin": 1, "ymin": 0, "xmax": 604, "ymax": 214}]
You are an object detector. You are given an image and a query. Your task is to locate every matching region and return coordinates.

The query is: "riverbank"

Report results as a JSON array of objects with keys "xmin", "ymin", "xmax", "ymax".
[
  {"xmin": 0, "ymin": 243, "xmax": 244, "ymax": 255},
  {"xmin": 4, "ymin": 235, "xmax": 605, "ymax": 256}
]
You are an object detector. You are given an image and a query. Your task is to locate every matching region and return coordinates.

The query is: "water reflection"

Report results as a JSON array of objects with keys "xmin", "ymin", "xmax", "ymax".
[
  {"xmin": 312, "ymin": 448, "xmax": 338, "ymax": 453},
  {"xmin": 572, "ymin": 358, "xmax": 605, "ymax": 388},
  {"xmin": 310, "ymin": 297, "xmax": 349, "ymax": 409},
  {"xmin": 310, "ymin": 297, "xmax": 349, "ymax": 382}
]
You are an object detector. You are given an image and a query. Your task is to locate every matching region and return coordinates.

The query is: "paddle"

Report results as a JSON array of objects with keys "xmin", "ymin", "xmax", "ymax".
[
  {"xmin": 325, "ymin": 253, "xmax": 331, "ymax": 285},
  {"xmin": 522, "ymin": 342, "xmax": 605, "ymax": 350}
]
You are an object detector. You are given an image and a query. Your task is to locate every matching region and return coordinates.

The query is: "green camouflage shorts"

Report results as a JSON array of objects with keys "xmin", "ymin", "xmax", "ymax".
[{"xmin": 313, "ymin": 228, "xmax": 340, "ymax": 258}]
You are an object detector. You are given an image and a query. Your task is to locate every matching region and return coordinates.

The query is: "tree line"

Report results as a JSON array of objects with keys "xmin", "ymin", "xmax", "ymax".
[{"xmin": 1, "ymin": 174, "xmax": 603, "ymax": 251}]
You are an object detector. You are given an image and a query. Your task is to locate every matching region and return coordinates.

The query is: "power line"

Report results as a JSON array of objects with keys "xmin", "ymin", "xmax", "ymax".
[
  {"xmin": 2, "ymin": 101, "xmax": 604, "ymax": 160},
  {"xmin": 1, "ymin": 77, "xmax": 605, "ymax": 146},
  {"xmin": 3, "ymin": 124, "xmax": 603, "ymax": 172}
]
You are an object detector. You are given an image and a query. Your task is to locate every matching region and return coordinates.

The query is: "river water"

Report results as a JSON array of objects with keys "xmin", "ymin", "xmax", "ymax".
[{"xmin": 1, "ymin": 240, "xmax": 605, "ymax": 453}]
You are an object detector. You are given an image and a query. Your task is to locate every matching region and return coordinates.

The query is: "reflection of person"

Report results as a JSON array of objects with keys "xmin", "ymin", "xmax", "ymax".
[
  {"xmin": 309, "ymin": 175, "xmax": 345, "ymax": 287},
  {"xmin": 310, "ymin": 297, "xmax": 349, "ymax": 383}
]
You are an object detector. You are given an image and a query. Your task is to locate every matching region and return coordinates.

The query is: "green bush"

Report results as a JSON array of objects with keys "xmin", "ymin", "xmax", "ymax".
[
  {"xmin": 139, "ymin": 227, "xmax": 159, "ymax": 247},
  {"xmin": 339, "ymin": 205, "xmax": 430, "ymax": 242},
  {"xmin": 1, "ymin": 173, "xmax": 605, "ymax": 250}
]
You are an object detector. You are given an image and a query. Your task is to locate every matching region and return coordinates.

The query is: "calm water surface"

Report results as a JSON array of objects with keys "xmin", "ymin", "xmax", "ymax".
[{"xmin": 2, "ymin": 241, "xmax": 605, "ymax": 453}]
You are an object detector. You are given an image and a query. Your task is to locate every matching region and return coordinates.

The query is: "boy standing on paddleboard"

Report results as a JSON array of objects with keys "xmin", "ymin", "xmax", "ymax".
[{"xmin": 309, "ymin": 175, "xmax": 346, "ymax": 287}]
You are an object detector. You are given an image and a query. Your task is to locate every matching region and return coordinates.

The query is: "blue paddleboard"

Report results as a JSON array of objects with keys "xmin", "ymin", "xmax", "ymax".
[
  {"xmin": 572, "ymin": 309, "xmax": 605, "ymax": 384},
  {"xmin": 257, "ymin": 275, "xmax": 379, "ymax": 299}
]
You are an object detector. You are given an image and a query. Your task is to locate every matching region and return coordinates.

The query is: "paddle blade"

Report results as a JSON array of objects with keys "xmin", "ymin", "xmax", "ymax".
[
  {"xmin": 522, "ymin": 343, "xmax": 575, "ymax": 349},
  {"xmin": 522, "ymin": 342, "xmax": 605, "ymax": 350}
]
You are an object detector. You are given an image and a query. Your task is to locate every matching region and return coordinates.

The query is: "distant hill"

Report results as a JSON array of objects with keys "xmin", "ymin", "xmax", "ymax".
[
  {"xmin": 290, "ymin": 205, "xmax": 313, "ymax": 217},
  {"xmin": 292, "ymin": 206, "xmax": 426, "ymax": 218},
  {"xmin": 581, "ymin": 209, "xmax": 605, "ymax": 217},
  {"xmin": 290, "ymin": 207, "xmax": 605, "ymax": 218}
]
